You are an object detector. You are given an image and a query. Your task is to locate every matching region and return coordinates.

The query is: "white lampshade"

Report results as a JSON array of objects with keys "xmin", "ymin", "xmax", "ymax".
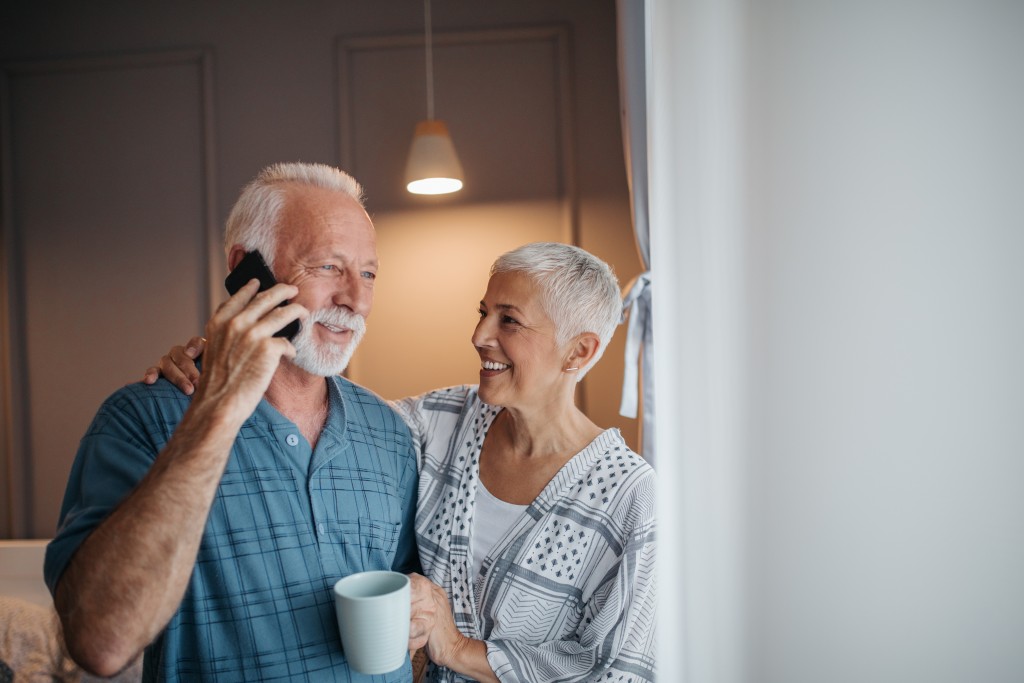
[{"xmin": 405, "ymin": 119, "xmax": 464, "ymax": 195}]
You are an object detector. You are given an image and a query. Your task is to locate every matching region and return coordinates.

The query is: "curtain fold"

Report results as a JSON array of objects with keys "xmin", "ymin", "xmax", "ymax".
[{"xmin": 616, "ymin": 0, "xmax": 655, "ymax": 465}]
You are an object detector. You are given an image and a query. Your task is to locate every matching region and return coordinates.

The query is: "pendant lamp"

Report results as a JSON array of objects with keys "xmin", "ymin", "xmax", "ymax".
[{"xmin": 405, "ymin": 0, "xmax": 464, "ymax": 195}]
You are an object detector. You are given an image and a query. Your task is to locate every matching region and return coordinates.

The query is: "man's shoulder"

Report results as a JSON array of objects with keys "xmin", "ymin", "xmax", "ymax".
[
  {"xmin": 87, "ymin": 380, "xmax": 191, "ymax": 434},
  {"xmin": 330, "ymin": 375, "xmax": 398, "ymax": 416},
  {"xmin": 329, "ymin": 376, "xmax": 412, "ymax": 438},
  {"xmin": 331, "ymin": 374, "xmax": 385, "ymax": 402}
]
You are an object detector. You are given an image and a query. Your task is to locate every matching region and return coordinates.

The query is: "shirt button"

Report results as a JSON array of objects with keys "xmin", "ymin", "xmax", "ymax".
[{"xmin": 286, "ymin": 434, "xmax": 299, "ymax": 447}]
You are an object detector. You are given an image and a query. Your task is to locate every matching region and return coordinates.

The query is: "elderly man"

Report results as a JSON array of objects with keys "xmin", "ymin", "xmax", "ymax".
[{"xmin": 44, "ymin": 163, "xmax": 420, "ymax": 681}]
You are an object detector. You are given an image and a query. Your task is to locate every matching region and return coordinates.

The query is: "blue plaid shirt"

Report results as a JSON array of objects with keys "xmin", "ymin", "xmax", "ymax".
[{"xmin": 46, "ymin": 376, "xmax": 419, "ymax": 682}]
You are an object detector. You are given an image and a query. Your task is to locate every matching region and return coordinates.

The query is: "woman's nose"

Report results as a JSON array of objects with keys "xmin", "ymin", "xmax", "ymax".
[{"xmin": 471, "ymin": 317, "xmax": 493, "ymax": 348}]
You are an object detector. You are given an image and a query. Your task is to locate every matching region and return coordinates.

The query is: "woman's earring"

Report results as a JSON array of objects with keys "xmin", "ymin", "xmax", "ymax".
[{"xmin": 564, "ymin": 367, "xmax": 580, "ymax": 373}]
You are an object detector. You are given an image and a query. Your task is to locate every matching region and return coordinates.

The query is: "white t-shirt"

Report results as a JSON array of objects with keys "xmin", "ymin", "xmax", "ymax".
[{"xmin": 471, "ymin": 478, "xmax": 528, "ymax": 579}]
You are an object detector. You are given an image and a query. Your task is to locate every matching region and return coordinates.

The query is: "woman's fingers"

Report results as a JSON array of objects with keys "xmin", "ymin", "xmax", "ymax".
[
  {"xmin": 159, "ymin": 349, "xmax": 198, "ymax": 395},
  {"xmin": 407, "ymin": 574, "xmax": 439, "ymax": 650},
  {"xmin": 145, "ymin": 339, "xmax": 207, "ymax": 394},
  {"xmin": 183, "ymin": 335, "xmax": 207, "ymax": 359}
]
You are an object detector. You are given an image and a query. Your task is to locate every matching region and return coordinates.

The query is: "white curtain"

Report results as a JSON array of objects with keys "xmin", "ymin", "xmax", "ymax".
[{"xmin": 615, "ymin": 0, "xmax": 655, "ymax": 466}]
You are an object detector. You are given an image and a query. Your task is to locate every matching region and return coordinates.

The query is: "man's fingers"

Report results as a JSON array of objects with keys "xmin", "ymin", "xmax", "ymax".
[
  {"xmin": 266, "ymin": 336, "xmax": 297, "ymax": 362},
  {"xmin": 213, "ymin": 280, "xmax": 296, "ymax": 327},
  {"xmin": 214, "ymin": 278, "xmax": 261, "ymax": 318},
  {"xmin": 245, "ymin": 282, "xmax": 299, "ymax": 316},
  {"xmin": 192, "ymin": 283, "xmax": 302, "ymax": 423},
  {"xmin": 249, "ymin": 302, "xmax": 307, "ymax": 342},
  {"xmin": 211, "ymin": 282, "xmax": 301, "ymax": 347}
]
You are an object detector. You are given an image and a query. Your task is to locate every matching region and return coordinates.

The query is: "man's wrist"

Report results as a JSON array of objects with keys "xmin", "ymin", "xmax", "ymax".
[
  {"xmin": 173, "ymin": 394, "xmax": 248, "ymax": 460},
  {"xmin": 188, "ymin": 378, "xmax": 258, "ymax": 432}
]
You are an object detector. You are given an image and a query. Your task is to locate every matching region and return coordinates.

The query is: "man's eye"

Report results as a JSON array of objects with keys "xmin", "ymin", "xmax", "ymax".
[
  {"xmin": 478, "ymin": 308, "xmax": 486, "ymax": 318},
  {"xmin": 320, "ymin": 264, "xmax": 337, "ymax": 271},
  {"xmin": 361, "ymin": 271, "xmax": 376, "ymax": 280}
]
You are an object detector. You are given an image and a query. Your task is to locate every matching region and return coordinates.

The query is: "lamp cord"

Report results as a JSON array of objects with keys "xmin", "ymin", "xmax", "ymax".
[{"xmin": 424, "ymin": 0, "xmax": 434, "ymax": 120}]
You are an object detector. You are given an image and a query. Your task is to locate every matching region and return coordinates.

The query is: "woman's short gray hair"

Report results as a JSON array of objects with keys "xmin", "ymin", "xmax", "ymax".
[
  {"xmin": 491, "ymin": 242, "xmax": 622, "ymax": 380},
  {"xmin": 223, "ymin": 162, "xmax": 364, "ymax": 270}
]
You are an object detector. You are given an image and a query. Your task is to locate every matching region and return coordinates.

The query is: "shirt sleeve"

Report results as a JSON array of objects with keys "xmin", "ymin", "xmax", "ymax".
[
  {"xmin": 483, "ymin": 475, "xmax": 657, "ymax": 683},
  {"xmin": 44, "ymin": 386, "xmax": 170, "ymax": 596},
  {"xmin": 390, "ymin": 385, "xmax": 475, "ymax": 475}
]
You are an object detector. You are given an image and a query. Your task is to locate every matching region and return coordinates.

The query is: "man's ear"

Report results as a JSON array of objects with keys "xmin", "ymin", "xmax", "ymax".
[
  {"xmin": 227, "ymin": 246, "xmax": 248, "ymax": 271},
  {"xmin": 566, "ymin": 332, "xmax": 601, "ymax": 371}
]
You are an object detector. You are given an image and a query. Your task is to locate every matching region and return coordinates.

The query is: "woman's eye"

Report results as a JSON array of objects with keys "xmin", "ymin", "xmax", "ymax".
[
  {"xmin": 501, "ymin": 315, "xmax": 520, "ymax": 326},
  {"xmin": 477, "ymin": 308, "xmax": 486, "ymax": 318}
]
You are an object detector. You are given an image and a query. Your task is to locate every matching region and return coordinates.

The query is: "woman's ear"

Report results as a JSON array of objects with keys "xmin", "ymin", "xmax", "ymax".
[{"xmin": 565, "ymin": 333, "xmax": 601, "ymax": 371}]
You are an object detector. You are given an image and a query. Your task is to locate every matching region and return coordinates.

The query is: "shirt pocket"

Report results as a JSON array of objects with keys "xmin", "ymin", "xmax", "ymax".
[{"xmin": 334, "ymin": 517, "xmax": 401, "ymax": 573}]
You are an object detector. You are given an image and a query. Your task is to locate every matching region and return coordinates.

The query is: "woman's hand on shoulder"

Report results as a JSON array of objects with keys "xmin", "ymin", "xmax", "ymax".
[{"xmin": 141, "ymin": 335, "xmax": 207, "ymax": 395}]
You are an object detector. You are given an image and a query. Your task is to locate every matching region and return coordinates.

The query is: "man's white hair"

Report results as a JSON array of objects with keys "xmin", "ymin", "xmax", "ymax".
[
  {"xmin": 223, "ymin": 162, "xmax": 365, "ymax": 270},
  {"xmin": 490, "ymin": 242, "xmax": 621, "ymax": 380}
]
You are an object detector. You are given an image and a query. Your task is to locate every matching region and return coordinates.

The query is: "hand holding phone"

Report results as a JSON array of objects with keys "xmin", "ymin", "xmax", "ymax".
[{"xmin": 224, "ymin": 251, "xmax": 301, "ymax": 341}]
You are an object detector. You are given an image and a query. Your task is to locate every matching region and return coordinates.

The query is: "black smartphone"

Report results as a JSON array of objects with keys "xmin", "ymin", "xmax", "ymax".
[{"xmin": 224, "ymin": 250, "xmax": 300, "ymax": 341}]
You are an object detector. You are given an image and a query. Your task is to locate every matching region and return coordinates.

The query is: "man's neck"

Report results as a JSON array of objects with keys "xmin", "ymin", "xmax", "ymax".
[{"xmin": 264, "ymin": 362, "xmax": 329, "ymax": 426}]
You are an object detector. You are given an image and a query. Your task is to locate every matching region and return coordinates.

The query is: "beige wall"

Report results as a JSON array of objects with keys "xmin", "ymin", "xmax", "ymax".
[{"xmin": 0, "ymin": 0, "xmax": 639, "ymax": 538}]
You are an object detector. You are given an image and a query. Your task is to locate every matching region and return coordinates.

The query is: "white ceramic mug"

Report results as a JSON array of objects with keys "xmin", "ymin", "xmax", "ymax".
[{"xmin": 333, "ymin": 570, "xmax": 410, "ymax": 674}]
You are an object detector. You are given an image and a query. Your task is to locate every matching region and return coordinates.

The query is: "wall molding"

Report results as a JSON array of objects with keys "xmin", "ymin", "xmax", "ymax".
[
  {"xmin": 335, "ymin": 24, "xmax": 578, "ymax": 246},
  {"xmin": 0, "ymin": 47, "xmax": 218, "ymax": 537}
]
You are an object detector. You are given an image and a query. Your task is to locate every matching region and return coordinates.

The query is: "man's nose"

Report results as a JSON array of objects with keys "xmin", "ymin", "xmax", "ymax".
[{"xmin": 332, "ymin": 271, "xmax": 373, "ymax": 316}]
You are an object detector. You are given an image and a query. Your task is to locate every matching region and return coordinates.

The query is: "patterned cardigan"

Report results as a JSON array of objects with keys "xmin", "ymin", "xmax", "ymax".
[{"xmin": 392, "ymin": 386, "xmax": 656, "ymax": 683}]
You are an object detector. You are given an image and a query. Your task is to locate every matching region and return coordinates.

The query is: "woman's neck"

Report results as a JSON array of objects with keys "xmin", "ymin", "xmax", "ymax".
[
  {"xmin": 492, "ymin": 402, "xmax": 601, "ymax": 460},
  {"xmin": 480, "ymin": 404, "xmax": 602, "ymax": 505}
]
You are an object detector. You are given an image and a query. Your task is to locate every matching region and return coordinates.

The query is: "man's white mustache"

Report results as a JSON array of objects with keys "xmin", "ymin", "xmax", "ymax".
[{"xmin": 307, "ymin": 308, "xmax": 366, "ymax": 336}]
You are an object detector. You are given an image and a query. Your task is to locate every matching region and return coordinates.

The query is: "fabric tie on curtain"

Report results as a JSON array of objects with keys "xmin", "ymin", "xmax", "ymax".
[{"xmin": 619, "ymin": 272, "xmax": 655, "ymax": 466}]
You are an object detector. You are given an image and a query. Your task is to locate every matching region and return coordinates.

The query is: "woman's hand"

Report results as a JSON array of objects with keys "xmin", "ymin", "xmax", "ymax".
[
  {"xmin": 408, "ymin": 573, "xmax": 446, "ymax": 651},
  {"xmin": 143, "ymin": 336, "xmax": 207, "ymax": 395},
  {"xmin": 407, "ymin": 573, "xmax": 466, "ymax": 661},
  {"xmin": 407, "ymin": 574, "xmax": 494, "ymax": 680}
]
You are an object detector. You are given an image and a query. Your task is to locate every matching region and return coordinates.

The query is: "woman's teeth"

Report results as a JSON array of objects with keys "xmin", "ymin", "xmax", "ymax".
[{"xmin": 482, "ymin": 360, "xmax": 510, "ymax": 371}]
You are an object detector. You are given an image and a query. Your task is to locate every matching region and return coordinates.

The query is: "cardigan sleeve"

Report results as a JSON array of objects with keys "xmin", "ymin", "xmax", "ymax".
[
  {"xmin": 483, "ymin": 473, "xmax": 657, "ymax": 683},
  {"xmin": 389, "ymin": 395, "xmax": 429, "ymax": 471},
  {"xmin": 389, "ymin": 385, "xmax": 475, "ymax": 474}
]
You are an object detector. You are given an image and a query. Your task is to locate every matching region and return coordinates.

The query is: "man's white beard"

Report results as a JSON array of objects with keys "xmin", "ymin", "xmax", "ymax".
[{"xmin": 290, "ymin": 307, "xmax": 367, "ymax": 377}]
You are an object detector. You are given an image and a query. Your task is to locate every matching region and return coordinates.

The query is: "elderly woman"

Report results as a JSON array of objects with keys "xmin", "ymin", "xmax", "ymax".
[{"xmin": 149, "ymin": 242, "xmax": 655, "ymax": 682}]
